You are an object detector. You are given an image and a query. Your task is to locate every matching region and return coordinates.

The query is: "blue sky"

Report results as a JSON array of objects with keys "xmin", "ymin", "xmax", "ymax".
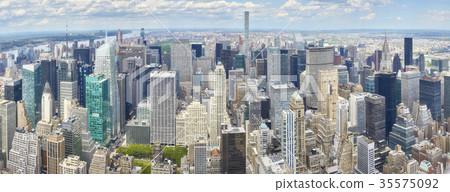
[{"xmin": 0, "ymin": 0, "xmax": 449, "ymax": 34}]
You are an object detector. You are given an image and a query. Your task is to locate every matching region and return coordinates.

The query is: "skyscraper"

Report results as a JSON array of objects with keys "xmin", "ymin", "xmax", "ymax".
[
  {"xmin": 86, "ymin": 74, "xmax": 110, "ymax": 146},
  {"xmin": 375, "ymin": 71, "xmax": 397, "ymax": 138},
  {"xmin": 36, "ymin": 83, "xmax": 55, "ymax": 137},
  {"xmin": 388, "ymin": 104, "xmax": 416, "ymax": 154},
  {"xmin": 289, "ymin": 91, "xmax": 306, "ymax": 173},
  {"xmin": 305, "ymin": 47, "xmax": 334, "ymax": 109},
  {"xmin": 355, "ymin": 136, "xmax": 376, "ymax": 174},
  {"xmin": 267, "ymin": 47, "xmax": 281, "ymax": 87},
  {"xmin": 404, "ymin": 37, "xmax": 413, "ymax": 67},
  {"xmin": 194, "ymin": 136, "xmax": 207, "ymax": 174},
  {"xmin": 61, "ymin": 116, "xmax": 82, "ymax": 158},
  {"xmin": 81, "ymin": 130, "xmax": 95, "ymax": 170},
  {"xmin": 380, "ymin": 32, "xmax": 392, "ymax": 71},
  {"xmin": 22, "ymin": 63, "xmax": 42, "ymax": 128},
  {"xmin": 171, "ymin": 39, "xmax": 193, "ymax": 89},
  {"xmin": 269, "ymin": 83, "xmax": 296, "ymax": 136},
  {"xmin": 78, "ymin": 64, "xmax": 93, "ymax": 107},
  {"xmin": 317, "ymin": 69, "xmax": 338, "ymax": 120},
  {"xmin": 89, "ymin": 147, "xmax": 110, "ymax": 174},
  {"xmin": 244, "ymin": 11, "xmax": 249, "ymax": 57},
  {"xmin": 0, "ymin": 100, "xmax": 16, "ymax": 163},
  {"xmin": 393, "ymin": 53, "xmax": 401, "ymax": 74},
  {"xmin": 221, "ymin": 127, "xmax": 246, "ymax": 174},
  {"xmin": 59, "ymin": 155, "xmax": 87, "ymax": 174},
  {"xmin": 209, "ymin": 64, "xmax": 227, "ymax": 147},
  {"xmin": 149, "ymin": 71, "xmax": 177, "ymax": 145},
  {"xmin": 57, "ymin": 59, "xmax": 78, "ymax": 118},
  {"xmin": 282, "ymin": 110, "xmax": 299, "ymax": 174},
  {"xmin": 4, "ymin": 79, "xmax": 22, "ymax": 102},
  {"xmin": 176, "ymin": 102, "xmax": 207, "ymax": 147},
  {"xmin": 6, "ymin": 128, "xmax": 41, "ymax": 174},
  {"xmin": 444, "ymin": 75, "xmax": 450, "ymax": 120},
  {"xmin": 401, "ymin": 71, "xmax": 420, "ymax": 112},
  {"xmin": 420, "ymin": 75, "xmax": 441, "ymax": 122},
  {"xmin": 365, "ymin": 94, "xmax": 386, "ymax": 151},
  {"xmin": 94, "ymin": 41, "xmax": 120, "ymax": 139},
  {"xmin": 349, "ymin": 93, "xmax": 366, "ymax": 134},
  {"xmin": 47, "ymin": 131, "xmax": 65, "ymax": 174}
]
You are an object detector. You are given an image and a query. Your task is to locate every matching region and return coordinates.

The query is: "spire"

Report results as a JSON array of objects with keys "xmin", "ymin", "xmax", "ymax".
[
  {"xmin": 43, "ymin": 82, "xmax": 52, "ymax": 94},
  {"xmin": 66, "ymin": 19, "xmax": 68, "ymax": 59}
]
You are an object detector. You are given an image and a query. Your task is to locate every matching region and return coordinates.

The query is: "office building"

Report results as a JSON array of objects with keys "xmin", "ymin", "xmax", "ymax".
[
  {"xmin": 420, "ymin": 76, "xmax": 441, "ymax": 122},
  {"xmin": 171, "ymin": 39, "xmax": 193, "ymax": 88},
  {"xmin": 317, "ymin": 69, "xmax": 338, "ymax": 120},
  {"xmin": 375, "ymin": 71, "xmax": 397, "ymax": 138},
  {"xmin": 305, "ymin": 47, "xmax": 334, "ymax": 109},
  {"xmin": 176, "ymin": 102, "xmax": 208, "ymax": 147},
  {"xmin": 194, "ymin": 136, "xmax": 207, "ymax": 174},
  {"xmin": 22, "ymin": 63, "xmax": 42, "ymax": 128},
  {"xmin": 444, "ymin": 75, "xmax": 450, "ymax": 120},
  {"xmin": 282, "ymin": 110, "xmax": 299, "ymax": 174},
  {"xmin": 355, "ymin": 136, "xmax": 376, "ymax": 174},
  {"xmin": 210, "ymin": 64, "xmax": 227, "ymax": 147},
  {"xmin": 86, "ymin": 74, "xmax": 110, "ymax": 146},
  {"xmin": 47, "ymin": 131, "xmax": 65, "ymax": 174},
  {"xmin": 73, "ymin": 48, "xmax": 91, "ymax": 65},
  {"xmin": 365, "ymin": 94, "xmax": 386, "ymax": 150},
  {"xmin": 4, "ymin": 79, "xmax": 22, "ymax": 102},
  {"xmin": 6, "ymin": 128, "xmax": 41, "ymax": 174},
  {"xmin": 388, "ymin": 104, "xmax": 416, "ymax": 154},
  {"xmin": 0, "ymin": 100, "xmax": 16, "ymax": 163},
  {"xmin": 59, "ymin": 155, "xmax": 87, "ymax": 174},
  {"xmin": 149, "ymin": 71, "xmax": 177, "ymax": 145},
  {"xmin": 125, "ymin": 120, "xmax": 150, "ymax": 145},
  {"xmin": 404, "ymin": 38, "xmax": 413, "ymax": 67},
  {"xmin": 269, "ymin": 83, "xmax": 296, "ymax": 136},
  {"xmin": 365, "ymin": 76, "xmax": 375, "ymax": 94},
  {"xmin": 393, "ymin": 54, "xmax": 401, "ymax": 74},
  {"xmin": 81, "ymin": 130, "xmax": 95, "ymax": 170},
  {"xmin": 16, "ymin": 101, "xmax": 32, "ymax": 130},
  {"xmin": 349, "ymin": 93, "xmax": 366, "ymax": 134},
  {"xmin": 57, "ymin": 59, "xmax": 78, "ymax": 117},
  {"xmin": 221, "ymin": 127, "xmax": 246, "ymax": 174},
  {"xmin": 267, "ymin": 47, "xmax": 281, "ymax": 86},
  {"xmin": 89, "ymin": 147, "xmax": 110, "ymax": 174},
  {"xmin": 244, "ymin": 11, "xmax": 249, "ymax": 56},
  {"xmin": 61, "ymin": 116, "xmax": 82, "ymax": 158},
  {"xmin": 78, "ymin": 64, "xmax": 93, "ymax": 107},
  {"xmin": 40, "ymin": 59, "xmax": 58, "ymax": 100},
  {"xmin": 401, "ymin": 71, "xmax": 421, "ymax": 112},
  {"xmin": 36, "ymin": 83, "xmax": 55, "ymax": 137},
  {"xmin": 59, "ymin": 81, "xmax": 77, "ymax": 119},
  {"xmin": 380, "ymin": 33, "xmax": 392, "ymax": 71}
]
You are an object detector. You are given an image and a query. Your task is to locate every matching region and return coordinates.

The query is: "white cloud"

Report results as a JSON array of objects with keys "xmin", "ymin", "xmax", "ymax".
[
  {"xmin": 344, "ymin": 7, "xmax": 355, "ymax": 13},
  {"xmin": 360, "ymin": 13, "xmax": 376, "ymax": 20},
  {"xmin": 427, "ymin": 10, "xmax": 450, "ymax": 22},
  {"xmin": 0, "ymin": 1, "xmax": 10, "ymax": 8},
  {"xmin": 36, "ymin": 18, "xmax": 49, "ymax": 25},
  {"xmin": 396, "ymin": 17, "xmax": 402, "ymax": 21}
]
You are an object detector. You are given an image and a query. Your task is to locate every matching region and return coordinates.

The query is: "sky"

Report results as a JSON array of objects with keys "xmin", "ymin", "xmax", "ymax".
[{"xmin": 0, "ymin": 0, "xmax": 449, "ymax": 34}]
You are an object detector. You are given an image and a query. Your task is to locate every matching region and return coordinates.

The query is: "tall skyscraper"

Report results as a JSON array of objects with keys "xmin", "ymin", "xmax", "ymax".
[
  {"xmin": 194, "ymin": 136, "xmax": 207, "ymax": 174},
  {"xmin": 94, "ymin": 41, "xmax": 120, "ymax": 139},
  {"xmin": 420, "ymin": 75, "xmax": 441, "ymax": 122},
  {"xmin": 221, "ymin": 127, "xmax": 246, "ymax": 174},
  {"xmin": 355, "ymin": 136, "xmax": 376, "ymax": 174},
  {"xmin": 269, "ymin": 83, "xmax": 296, "ymax": 136},
  {"xmin": 380, "ymin": 32, "xmax": 392, "ymax": 71},
  {"xmin": 176, "ymin": 102, "xmax": 207, "ymax": 147},
  {"xmin": 349, "ymin": 93, "xmax": 366, "ymax": 134},
  {"xmin": 267, "ymin": 47, "xmax": 281, "ymax": 86},
  {"xmin": 61, "ymin": 116, "xmax": 82, "ymax": 158},
  {"xmin": 78, "ymin": 64, "xmax": 93, "ymax": 107},
  {"xmin": 149, "ymin": 71, "xmax": 177, "ymax": 145},
  {"xmin": 365, "ymin": 94, "xmax": 386, "ymax": 151},
  {"xmin": 81, "ymin": 130, "xmax": 95, "ymax": 170},
  {"xmin": 6, "ymin": 128, "xmax": 41, "ymax": 174},
  {"xmin": 47, "ymin": 131, "xmax": 65, "ymax": 174},
  {"xmin": 289, "ymin": 91, "xmax": 306, "ymax": 173},
  {"xmin": 388, "ymin": 104, "xmax": 416, "ymax": 154},
  {"xmin": 244, "ymin": 11, "xmax": 249, "ymax": 57},
  {"xmin": 4, "ymin": 79, "xmax": 22, "ymax": 102},
  {"xmin": 317, "ymin": 69, "xmax": 338, "ymax": 120},
  {"xmin": 305, "ymin": 47, "xmax": 334, "ymax": 109},
  {"xmin": 404, "ymin": 37, "xmax": 413, "ymax": 67},
  {"xmin": 401, "ymin": 71, "xmax": 420, "ymax": 112},
  {"xmin": 36, "ymin": 83, "xmax": 55, "ymax": 137},
  {"xmin": 86, "ymin": 74, "xmax": 110, "ymax": 146},
  {"xmin": 282, "ymin": 110, "xmax": 299, "ymax": 174},
  {"xmin": 0, "ymin": 100, "xmax": 16, "ymax": 163},
  {"xmin": 22, "ymin": 63, "xmax": 42, "ymax": 128},
  {"xmin": 209, "ymin": 64, "xmax": 227, "ymax": 147},
  {"xmin": 16, "ymin": 101, "xmax": 32, "ymax": 130},
  {"xmin": 57, "ymin": 59, "xmax": 78, "ymax": 117},
  {"xmin": 171, "ymin": 39, "xmax": 193, "ymax": 89},
  {"xmin": 40, "ymin": 59, "xmax": 57, "ymax": 100},
  {"xmin": 393, "ymin": 53, "xmax": 402, "ymax": 74},
  {"xmin": 444, "ymin": 74, "xmax": 450, "ymax": 120},
  {"xmin": 375, "ymin": 71, "xmax": 397, "ymax": 138}
]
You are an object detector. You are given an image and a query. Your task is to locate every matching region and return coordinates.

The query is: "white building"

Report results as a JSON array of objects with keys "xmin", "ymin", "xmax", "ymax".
[
  {"xmin": 209, "ymin": 63, "xmax": 227, "ymax": 147},
  {"xmin": 59, "ymin": 155, "xmax": 87, "ymax": 174},
  {"xmin": 0, "ymin": 100, "xmax": 16, "ymax": 163},
  {"xmin": 7, "ymin": 128, "xmax": 41, "ymax": 174},
  {"xmin": 355, "ymin": 136, "xmax": 376, "ymax": 174}
]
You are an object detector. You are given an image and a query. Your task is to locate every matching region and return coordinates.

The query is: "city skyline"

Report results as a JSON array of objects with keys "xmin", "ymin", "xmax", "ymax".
[{"xmin": 0, "ymin": 0, "xmax": 450, "ymax": 35}]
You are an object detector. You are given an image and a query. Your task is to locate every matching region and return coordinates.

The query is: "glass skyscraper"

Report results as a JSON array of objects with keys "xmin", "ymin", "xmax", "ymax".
[
  {"xmin": 22, "ymin": 63, "xmax": 42, "ymax": 128},
  {"xmin": 388, "ymin": 106, "xmax": 416, "ymax": 155},
  {"xmin": 86, "ymin": 74, "xmax": 110, "ymax": 146}
]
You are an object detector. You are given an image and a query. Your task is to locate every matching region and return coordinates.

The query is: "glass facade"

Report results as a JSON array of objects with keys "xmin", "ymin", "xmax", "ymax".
[
  {"xmin": 22, "ymin": 63, "xmax": 42, "ymax": 128},
  {"xmin": 86, "ymin": 74, "xmax": 110, "ymax": 146}
]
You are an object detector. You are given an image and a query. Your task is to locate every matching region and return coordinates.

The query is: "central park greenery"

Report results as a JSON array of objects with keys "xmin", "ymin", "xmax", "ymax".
[{"xmin": 116, "ymin": 144, "xmax": 188, "ymax": 166}]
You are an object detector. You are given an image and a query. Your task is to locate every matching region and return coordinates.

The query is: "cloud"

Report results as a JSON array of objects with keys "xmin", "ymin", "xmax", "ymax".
[
  {"xmin": 427, "ymin": 10, "xmax": 450, "ymax": 22},
  {"xmin": 396, "ymin": 17, "xmax": 402, "ymax": 21},
  {"xmin": 360, "ymin": 13, "xmax": 376, "ymax": 20},
  {"xmin": 36, "ymin": 18, "xmax": 49, "ymax": 25}
]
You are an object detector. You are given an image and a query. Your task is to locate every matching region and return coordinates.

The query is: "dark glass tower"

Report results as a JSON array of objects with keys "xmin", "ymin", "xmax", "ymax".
[
  {"xmin": 375, "ymin": 72, "xmax": 397, "ymax": 138},
  {"xmin": 290, "ymin": 54, "xmax": 299, "ymax": 87},
  {"xmin": 393, "ymin": 53, "xmax": 401, "ymax": 74},
  {"xmin": 420, "ymin": 75, "xmax": 441, "ymax": 122},
  {"xmin": 41, "ymin": 59, "xmax": 58, "ymax": 100},
  {"xmin": 78, "ymin": 64, "xmax": 93, "ymax": 107},
  {"xmin": 4, "ymin": 79, "xmax": 22, "ymax": 102},
  {"xmin": 220, "ymin": 49, "xmax": 233, "ymax": 78},
  {"xmin": 191, "ymin": 43, "xmax": 202, "ymax": 58},
  {"xmin": 404, "ymin": 37, "xmax": 413, "ymax": 67},
  {"xmin": 444, "ymin": 75, "xmax": 450, "ymax": 121},
  {"xmin": 365, "ymin": 94, "xmax": 386, "ymax": 151},
  {"xmin": 221, "ymin": 127, "xmax": 246, "ymax": 174}
]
